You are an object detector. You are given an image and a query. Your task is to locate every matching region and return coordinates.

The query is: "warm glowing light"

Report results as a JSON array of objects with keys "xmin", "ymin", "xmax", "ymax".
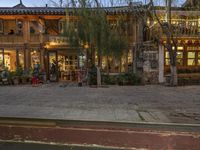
[
  {"xmin": 84, "ymin": 43, "xmax": 89, "ymax": 49},
  {"xmin": 50, "ymin": 42, "xmax": 57, "ymax": 46},
  {"xmin": 177, "ymin": 47, "xmax": 183, "ymax": 50}
]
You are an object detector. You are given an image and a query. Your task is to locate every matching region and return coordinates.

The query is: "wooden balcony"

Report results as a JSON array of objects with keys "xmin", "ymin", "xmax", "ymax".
[
  {"xmin": 45, "ymin": 35, "xmax": 69, "ymax": 46},
  {"xmin": 149, "ymin": 24, "xmax": 200, "ymax": 39},
  {"xmin": 30, "ymin": 34, "xmax": 41, "ymax": 43},
  {"xmin": 0, "ymin": 35, "xmax": 24, "ymax": 44}
]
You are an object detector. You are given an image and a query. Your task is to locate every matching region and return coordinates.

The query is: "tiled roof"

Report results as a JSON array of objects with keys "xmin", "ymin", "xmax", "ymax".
[
  {"xmin": 0, "ymin": 3, "xmax": 141, "ymax": 15},
  {"xmin": 0, "ymin": 7, "xmax": 66, "ymax": 15}
]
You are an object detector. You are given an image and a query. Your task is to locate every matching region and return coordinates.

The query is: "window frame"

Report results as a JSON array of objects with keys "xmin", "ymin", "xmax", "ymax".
[{"xmin": 0, "ymin": 19, "xmax": 3, "ymax": 33}]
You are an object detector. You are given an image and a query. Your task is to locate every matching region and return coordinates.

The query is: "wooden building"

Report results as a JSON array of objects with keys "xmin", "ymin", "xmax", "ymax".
[{"xmin": 0, "ymin": 1, "xmax": 141, "ymax": 81}]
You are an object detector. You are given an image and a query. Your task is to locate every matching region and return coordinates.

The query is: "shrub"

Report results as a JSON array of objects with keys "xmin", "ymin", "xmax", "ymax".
[{"xmin": 88, "ymin": 65, "xmax": 97, "ymax": 85}]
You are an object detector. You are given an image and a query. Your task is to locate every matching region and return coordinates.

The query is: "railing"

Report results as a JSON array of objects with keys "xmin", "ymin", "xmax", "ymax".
[
  {"xmin": 0, "ymin": 35, "xmax": 24, "ymax": 44},
  {"xmin": 46, "ymin": 35, "xmax": 69, "ymax": 45},
  {"xmin": 30, "ymin": 34, "xmax": 41, "ymax": 43},
  {"xmin": 149, "ymin": 23, "xmax": 200, "ymax": 40}
]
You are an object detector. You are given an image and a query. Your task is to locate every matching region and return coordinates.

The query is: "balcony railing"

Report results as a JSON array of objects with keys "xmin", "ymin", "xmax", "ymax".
[
  {"xmin": 0, "ymin": 35, "xmax": 24, "ymax": 44},
  {"xmin": 45, "ymin": 35, "xmax": 69, "ymax": 45},
  {"xmin": 149, "ymin": 23, "xmax": 200, "ymax": 40},
  {"xmin": 30, "ymin": 34, "xmax": 41, "ymax": 43}
]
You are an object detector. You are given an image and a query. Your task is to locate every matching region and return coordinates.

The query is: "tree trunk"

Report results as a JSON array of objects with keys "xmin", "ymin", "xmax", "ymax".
[
  {"xmin": 170, "ymin": 65, "xmax": 178, "ymax": 86},
  {"xmin": 106, "ymin": 56, "xmax": 109, "ymax": 75},
  {"xmin": 97, "ymin": 66, "xmax": 101, "ymax": 87},
  {"xmin": 97, "ymin": 51, "xmax": 102, "ymax": 87}
]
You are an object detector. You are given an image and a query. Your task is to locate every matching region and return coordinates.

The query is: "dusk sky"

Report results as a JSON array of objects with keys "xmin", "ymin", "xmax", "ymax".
[
  {"xmin": 0, "ymin": 0, "xmax": 186, "ymax": 7},
  {"xmin": 0, "ymin": 0, "xmax": 49, "ymax": 7}
]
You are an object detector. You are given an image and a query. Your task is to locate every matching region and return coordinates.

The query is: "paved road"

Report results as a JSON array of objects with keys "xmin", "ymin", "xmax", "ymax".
[
  {"xmin": 0, "ymin": 84, "xmax": 199, "ymax": 124},
  {"xmin": 0, "ymin": 142, "xmax": 116, "ymax": 150}
]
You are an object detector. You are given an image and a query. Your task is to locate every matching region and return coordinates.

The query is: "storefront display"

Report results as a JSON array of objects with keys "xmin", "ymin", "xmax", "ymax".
[
  {"xmin": 0, "ymin": 50, "xmax": 3, "ymax": 70},
  {"xmin": 31, "ymin": 50, "xmax": 41, "ymax": 68},
  {"xmin": 4, "ymin": 50, "xmax": 16, "ymax": 71}
]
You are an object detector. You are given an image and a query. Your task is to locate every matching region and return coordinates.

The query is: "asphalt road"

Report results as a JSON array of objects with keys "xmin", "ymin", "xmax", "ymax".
[{"xmin": 0, "ymin": 142, "xmax": 117, "ymax": 150}]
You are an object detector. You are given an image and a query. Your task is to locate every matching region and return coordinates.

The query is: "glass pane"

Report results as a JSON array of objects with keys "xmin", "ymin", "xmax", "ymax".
[
  {"xmin": 4, "ymin": 50, "xmax": 16, "ymax": 71},
  {"xmin": 187, "ymin": 59, "xmax": 195, "ymax": 66},
  {"xmin": 177, "ymin": 52, "xmax": 183, "ymax": 59},
  {"xmin": 0, "ymin": 50, "xmax": 3, "ymax": 70},
  {"xmin": 49, "ymin": 52, "xmax": 57, "ymax": 81},
  {"xmin": 165, "ymin": 59, "xmax": 170, "ymax": 65},
  {"xmin": 165, "ymin": 52, "xmax": 169, "ymax": 58},
  {"xmin": 18, "ymin": 50, "xmax": 24, "ymax": 68},
  {"xmin": 31, "ymin": 50, "xmax": 41, "ymax": 68},
  {"xmin": 0, "ymin": 20, "xmax": 3, "ymax": 33},
  {"xmin": 188, "ymin": 52, "xmax": 195, "ymax": 58},
  {"xmin": 177, "ymin": 59, "xmax": 183, "ymax": 66},
  {"xmin": 177, "ymin": 46, "xmax": 183, "ymax": 50},
  {"xmin": 198, "ymin": 52, "xmax": 200, "ymax": 58},
  {"xmin": 198, "ymin": 60, "xmax": 200, "ymax": 66}
]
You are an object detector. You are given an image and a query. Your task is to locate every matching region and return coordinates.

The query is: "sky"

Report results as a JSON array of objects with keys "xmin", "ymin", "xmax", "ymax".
[
  {"xmin": 0, "ymin": 0, "xmax": 186, "ymax": 7},
  {"xmin": 0, "ymin": 0, "xmax": 49, "ymax": 7}
]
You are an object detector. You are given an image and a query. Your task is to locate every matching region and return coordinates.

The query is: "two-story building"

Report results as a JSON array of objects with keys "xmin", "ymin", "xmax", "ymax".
[
  {"xmin": 0, "ymin": 1, "xmax": 141, "ymax": 82},
  {"xmin": 0, "ymin": 1, "xmax": 199, "ymax": 84}
]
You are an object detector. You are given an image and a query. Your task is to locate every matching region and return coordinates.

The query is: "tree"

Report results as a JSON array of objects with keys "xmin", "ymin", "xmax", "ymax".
[
  {"xmin": 123, "ymin": 0, "xmax": 185, "ymax": 86},
  {"xmin": 64, "ymin": 0, "xmax": 129, "ymax": 86},
  {"xmin": 48, "ymin": 0, "xmax": 66, "ymax": 7}
]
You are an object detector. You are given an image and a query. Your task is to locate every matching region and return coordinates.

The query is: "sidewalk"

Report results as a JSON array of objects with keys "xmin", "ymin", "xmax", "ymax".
[{"xmin": 0, "ymin": 84, "xmax": 199, "ymax": 124}]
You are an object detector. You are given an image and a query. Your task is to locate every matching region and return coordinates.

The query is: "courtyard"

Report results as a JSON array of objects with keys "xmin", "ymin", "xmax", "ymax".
[{"xmin": 0, "ymin": 84, "xmax": 199, "ymax": 124}]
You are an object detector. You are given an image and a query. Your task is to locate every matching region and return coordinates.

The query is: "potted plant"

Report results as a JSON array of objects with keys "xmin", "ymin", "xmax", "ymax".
[{"xmin": 12, "ymin": 66, "xmax": 23, "ymax": 85}]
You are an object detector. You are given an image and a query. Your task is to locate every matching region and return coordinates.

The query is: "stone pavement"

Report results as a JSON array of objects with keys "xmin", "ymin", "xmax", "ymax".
[{"xmin": 0, "ymin": 84, "xmax": 199, "ymax": 124}]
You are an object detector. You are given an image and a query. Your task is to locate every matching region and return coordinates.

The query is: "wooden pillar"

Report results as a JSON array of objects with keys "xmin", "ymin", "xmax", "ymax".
[
  {"xmin": 23, "ymin": 18, "xmax": 30, "ymax": 43},
  {"xmin": 24, "ymin": 44, "xmax": 30, "ymax": 71},
  {"xmin": 2, "ymin": 48, "xmax": 4, "ymax": 67},
  {"xmin": 40, "ymin": 48, "xmax": 45, "ymax": 70},
  {"xmin": 16, "ymin": 49, "xmax": 19, "ymax": 69}
]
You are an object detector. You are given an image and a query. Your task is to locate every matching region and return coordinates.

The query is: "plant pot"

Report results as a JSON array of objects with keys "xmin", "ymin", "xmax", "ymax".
[{"xmin": 12, "ymin": 76, "xmax": 20, "ymax": 85}]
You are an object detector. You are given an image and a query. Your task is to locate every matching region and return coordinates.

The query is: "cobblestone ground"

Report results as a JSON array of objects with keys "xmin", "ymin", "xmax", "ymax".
[{"xmin": 0, "ymin": 84, "xmax": 199, "ymax": 124}]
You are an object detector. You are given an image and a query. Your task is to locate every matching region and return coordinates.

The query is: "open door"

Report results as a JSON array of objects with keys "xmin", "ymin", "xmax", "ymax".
[{"xmin": 47, "ymin": 51, "xmax": 58, "ymax": 82}]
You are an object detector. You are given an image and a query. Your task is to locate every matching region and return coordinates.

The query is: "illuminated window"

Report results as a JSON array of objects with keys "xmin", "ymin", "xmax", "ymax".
[
  {"xmin": 165, "ymin": 51, "xmax": 170, "ymax": 65},
  {"xmin": 31, "ymin": 50, "xmax": 41, "ymax": 68},
  {"xmin": 187, "ymin": 52, "xmax": 195, "ymax": 66},
  {"xmin": 18, "ymin": 49, "xmax": 24, "ymax": 68},
  {"xmin": 177, "ymin": 52, "xmax": 183, "ymax": 66},
  {"xmin": 0, "ymin": 49, "xmax": 3, "ymax": 70},
  {"xmin": 4, "ymin": 50, "xmax": 16, "ymax": 71},
  {"xmin": 177, "ymin": 46, "xmax": 183, "ymax": 50},
  {"xmin": 198, "ymin": 52, "xmax": 200, "ymax": 66},
  {"xmin": 165, "ymin": 51, "xmax": 183, "ymax": 66}
]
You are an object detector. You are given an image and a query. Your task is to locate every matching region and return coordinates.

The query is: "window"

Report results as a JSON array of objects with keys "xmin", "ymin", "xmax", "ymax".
[
  {"xmin": 18, "ymin": 49, "xmax": 24, "ymax": 68},
  {"xmin": 0, "ymin": 49, "xmax": 3, "ymax": 70},
  {"xmin": 31, "ymin": 50, "xmax": 41, "ymax": 68},
  {"xmin": 187, "ymin": 52, "xmax": 196, "ymax": 66},
  {"xmin": 165, "ymin": 51, "xmax": 183, "ymax": 66},
  {"xmin": 177, "ymin": 52, "xmax": 183, "ymax": 66},
  {"xmin": 198, "ymin": 52, "xmax": 200, "ymax": 65},
  {"xmin": 17, "ymin": 20, "xmax": 23, "ymax": 35},
  {"xmin": 165, "ymin": 51, "xmax": 170, "ymax": 65},
  {"xmin": 59, "ymin": 21, "xmax": 65, "ymax": 34},
  {"xmin": 0, "ymin": 19, "xmax": 3, "ymax": 33},
  {"xmin": 4, "ymin": 50, "xmax": 17, "ymax": 71}
]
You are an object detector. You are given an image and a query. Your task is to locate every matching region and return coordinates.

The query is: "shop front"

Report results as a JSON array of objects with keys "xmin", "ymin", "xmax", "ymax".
[
  {"xmin": 46, "ymin": 49, "xmax": 80, "ymax": 82},
  {"xmin": 0, "ymin": 48, "xmax": 25, "ymax": 71},
  {"xmin": 164, "ymin": 40, "xmax": 200, "ymax": 74}
]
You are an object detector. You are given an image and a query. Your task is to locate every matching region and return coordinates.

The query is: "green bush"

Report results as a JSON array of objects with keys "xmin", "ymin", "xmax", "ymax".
[
  {"xmin": 88, "ymin": 65, "xmax": 97, "ymax": 85},
  {"xmin": 102, "ymin": 73, "xmax": 141, "ymax": 85},
  {"xmin": 102, "ymin": 75, "xmax": 116, "ymax": 85}
]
